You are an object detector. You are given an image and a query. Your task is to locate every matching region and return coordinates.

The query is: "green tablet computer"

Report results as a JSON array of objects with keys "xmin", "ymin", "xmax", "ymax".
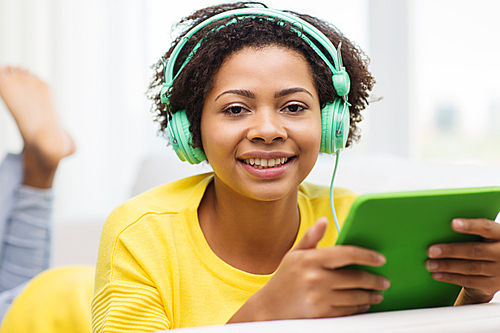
[{"xmin": 335, "ymin": 186, "xmax": 500, "ymax": 312}]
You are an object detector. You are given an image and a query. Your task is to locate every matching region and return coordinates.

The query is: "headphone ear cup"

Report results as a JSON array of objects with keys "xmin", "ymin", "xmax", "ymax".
[
  {"xmin": 320, "ymin": 99, "xmax": 350, "ymax": 154},
  {"xmin": 167, "ymin": 110, "xmax": 207, "ymax": 164},
  {"xmin": 320, "ymin": 102, "xmax": 334, "ymax": 154},
  {"xmin": 333, "ymin": 99, "xmax": 350, "ymax": 152}
]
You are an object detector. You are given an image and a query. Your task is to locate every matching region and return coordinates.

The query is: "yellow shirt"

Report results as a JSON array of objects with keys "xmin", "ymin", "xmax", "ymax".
[{"xmin": 91, "ymin": 173, "xmax": 356, "ymax": 332}]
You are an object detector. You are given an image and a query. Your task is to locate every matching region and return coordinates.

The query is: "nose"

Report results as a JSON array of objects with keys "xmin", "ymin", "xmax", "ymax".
[{"xmin": 247, "ymin": 109, "xmax": 288, "ymax": 143}]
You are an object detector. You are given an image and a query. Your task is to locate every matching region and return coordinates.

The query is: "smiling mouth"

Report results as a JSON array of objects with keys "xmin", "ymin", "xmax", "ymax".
[{"xmin": 241, "ymin": 157, "xmax": 291, "ymax": 169}]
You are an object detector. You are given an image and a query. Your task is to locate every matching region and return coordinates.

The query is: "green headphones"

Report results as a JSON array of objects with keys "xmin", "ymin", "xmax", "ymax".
[{"xmin": 160, "ymin": 7, "xmax": 351, "ymax": 164}]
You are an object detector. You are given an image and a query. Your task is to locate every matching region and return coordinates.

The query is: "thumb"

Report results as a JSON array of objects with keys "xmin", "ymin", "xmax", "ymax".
[{"xmin": 293, "ymin": 217, "xmax": 328, "ymax": 250}]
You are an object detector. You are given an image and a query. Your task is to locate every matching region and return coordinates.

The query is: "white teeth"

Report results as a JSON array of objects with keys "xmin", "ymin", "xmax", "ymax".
[{"xmin": 242, "ymin": 157, "xmax": 289, "ymax": 169}]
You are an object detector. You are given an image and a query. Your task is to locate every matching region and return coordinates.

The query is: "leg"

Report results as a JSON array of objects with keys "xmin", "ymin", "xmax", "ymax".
[
  {"xmin": 0, "ymin": 66, "xmax": 75, "ymax": 189},
  {"xmin": 0, "ymin": 66, "xmax": 75, "ymax": 320},
  {"xmin": 0, "ymin": 154, "xmax": 24, "ymax": 251},
  {"xmin": 0, "ymin": 158, "xmax": 54, "ymax": 318},
  {"xmin": 0, "ymin": 184, "xmax": 53, "ymax": 292}
]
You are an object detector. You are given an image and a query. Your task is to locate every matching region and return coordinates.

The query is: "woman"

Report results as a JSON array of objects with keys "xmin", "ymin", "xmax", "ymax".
[{"xmin": 91, "ymin": 2, "xmax": 500, "ymax": 332}]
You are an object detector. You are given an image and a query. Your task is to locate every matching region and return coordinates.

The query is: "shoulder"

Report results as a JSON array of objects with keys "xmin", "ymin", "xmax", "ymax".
[
  {"xmin": 299, "ymin": 182, "xmax": 357, "ymax": 201},
  {"xmin": 99, "ymin": 172, "xmax": 213, "ymax": 248},
  {"xmin": 104, "ymin": 172, "xmax": 213, "ymax": 232},
  {"xmin": 126, "ymin": 172, "xmax": 214, "ymax": 213},
  {"xmin": 95, "ymin": 173, "xmax": 213, "ymax": 290}
]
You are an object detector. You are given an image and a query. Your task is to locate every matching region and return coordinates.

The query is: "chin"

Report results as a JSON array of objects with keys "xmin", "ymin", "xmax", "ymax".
[{"xmin": 240, "ymin": 180, "xmax": 302, "ymax": 203}]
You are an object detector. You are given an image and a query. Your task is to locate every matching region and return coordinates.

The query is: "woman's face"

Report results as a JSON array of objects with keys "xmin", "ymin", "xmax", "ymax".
[{"xmin": 201, "ymin": 45, "xmax": 322, "ymax": 202}]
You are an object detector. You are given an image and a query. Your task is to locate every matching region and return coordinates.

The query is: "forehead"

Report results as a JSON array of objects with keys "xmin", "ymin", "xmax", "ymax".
[{"xmin": 210, "ymin": 45, "xmax": 316, "ymax": 91}]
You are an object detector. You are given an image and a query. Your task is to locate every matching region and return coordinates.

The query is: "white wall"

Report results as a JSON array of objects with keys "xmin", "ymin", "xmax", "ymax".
[
  {"xmin": 412, "ymin": 0, "xmax": 500, "ymax": 165},
  {"xmin": 1, "ymin": 0, "xmax": 499, "ymax": 229},
  {"xmin": 365, "ymin": 0, "xmax": 411, "ymax": 157},
  {"xmin": 0, "ymin": 0, "xmax": 160, "ymax": 224},
  {"xmin": 0, "ymin": 0, "xmax": 369, "ymax": 226}
]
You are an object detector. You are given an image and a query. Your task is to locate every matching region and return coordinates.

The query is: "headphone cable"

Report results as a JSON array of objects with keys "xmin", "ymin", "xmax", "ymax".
[{"xmin": 330, "ymin": 152, "xmax": 341, "ymax": 234}]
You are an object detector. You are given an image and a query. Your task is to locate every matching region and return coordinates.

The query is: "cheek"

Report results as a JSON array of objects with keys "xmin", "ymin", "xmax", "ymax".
[
  {"xmin": 295, "ymin": 118, "xmax": 323, "ymax": 152},
  {"xmin": 200, "ymin": 117, "xmax": 239, "ymax": 161},
  {"xmin": 200, "ymin": 115, "xmax": 211, "ymax": 159},
  {"xmin": 200, "ymin": 118, "xmax": 217, "ymax": 159},
  {"xmin": 312, "ymin": 121, "xmax": 323, "ymax": 147}
]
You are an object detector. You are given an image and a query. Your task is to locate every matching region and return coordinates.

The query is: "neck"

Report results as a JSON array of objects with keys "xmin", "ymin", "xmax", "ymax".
[{"xmin": 198, "ymin": 176, "xmax": 300, "ymax": 275}]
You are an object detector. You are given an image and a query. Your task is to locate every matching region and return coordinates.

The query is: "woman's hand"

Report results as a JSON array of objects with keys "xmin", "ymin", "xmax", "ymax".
[
  {"xmin": 228, "ymin": 217, "xmax": 390, "ymax": 323},
  {"xmin": 425, "ymin": 218, "xmax": 500, "ymax": 305}
]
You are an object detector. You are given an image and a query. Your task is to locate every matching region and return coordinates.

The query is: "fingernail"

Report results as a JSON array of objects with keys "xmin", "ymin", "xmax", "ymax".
[
  {"xmin": 378, "ymin": 255, "xmax": 386, "ymax": 264},
  {"xmin": 376, "ymin": 294, "xmax": 384, "ymax": 303},
  {"xmin": 453, "ymin": 219, "xmax": 465, "ymax": 231},
  {"xmin": 428, "ymin": 246, "xmax": 442, "ymax": 258},
  {"xmin": 361, "ymin": 304, "xmax": 370, "ymax": 312},
  {"xmin": 433, "ymin": 272, "xmax": 443, "ymax": 280},
  {"xmin": 425, "ymin": 261, "xmax": 438, "ymax": 271},
  {"xmin": 383, "ymin": 279, "xmax": 391, "ymax": 289}
]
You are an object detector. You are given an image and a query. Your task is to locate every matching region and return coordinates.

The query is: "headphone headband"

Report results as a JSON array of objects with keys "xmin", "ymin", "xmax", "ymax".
[{"xmin": 164, "ymin": 8, "xmax": 348, "ymax": 94}]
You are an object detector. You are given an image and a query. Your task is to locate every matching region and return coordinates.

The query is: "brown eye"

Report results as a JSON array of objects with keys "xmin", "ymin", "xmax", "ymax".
[
  {"xmin": 222, "ymin": 105, "xmax": 249, "ymax": 116},
  {"xmin": 227, "ymin": 106, "xmax": 243, "ymax": 114},
  {"xmin": 284, "ymin": 104, "xmax": 306, "ymax": 113}
]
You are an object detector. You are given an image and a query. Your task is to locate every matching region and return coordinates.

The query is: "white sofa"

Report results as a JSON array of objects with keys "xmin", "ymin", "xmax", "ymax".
[{"xmin": 170, "ymin": 302, "xmax": 500, "ymax": 333}]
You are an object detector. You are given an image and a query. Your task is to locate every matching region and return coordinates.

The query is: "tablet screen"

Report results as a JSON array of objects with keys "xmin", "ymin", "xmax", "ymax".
[{"xmin": 336, "ymin": 186, "xmax": 500, "ymax": 312}]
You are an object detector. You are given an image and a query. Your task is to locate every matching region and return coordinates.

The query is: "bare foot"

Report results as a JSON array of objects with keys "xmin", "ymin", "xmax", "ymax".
[{"xmin": 0, "ymin": 66, "xmax": 75, "ymax": 188}]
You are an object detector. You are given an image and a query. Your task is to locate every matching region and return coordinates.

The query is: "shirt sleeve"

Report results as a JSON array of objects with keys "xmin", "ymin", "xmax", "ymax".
[
  {"xmin": 91, "ymin": 207, "xmax": 172, "ymax": 333},
  {"xmin": 92, "ymin": 281, "xmax": 170, "ymax": 332}
]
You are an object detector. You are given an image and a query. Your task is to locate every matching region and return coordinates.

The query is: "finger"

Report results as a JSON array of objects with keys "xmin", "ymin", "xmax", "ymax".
[
  {"xmin": 317, "ymin": 245, "xmax": 386, "ymax": 269},
  {"xmin": 451, "ymin": 218, "xmax": 500, "ymax": 241},
  {"xmin": 293, "ymin": 217, "xmax": 328, "ymax": 250},
  {"xmin": 426, "ymin": 259, "xmax": 496, "ymax": 277},
  {"xmin": 330, "ymin": 269, "xmax": 390, "ymax": 291},
  {"xmin": 428, "ymin": 242, "xmax": 500, "ymax": 261},
  {"xmin": 431, "ymin": 273, "xmax": 498, "ymax": 296},
  {"xmin": 329, "ymin": 304, "xmax": 371, "ymax": 317},
  {"xmin": 330, "ymin": 289, "xmax": 384, "ymax": 307}
]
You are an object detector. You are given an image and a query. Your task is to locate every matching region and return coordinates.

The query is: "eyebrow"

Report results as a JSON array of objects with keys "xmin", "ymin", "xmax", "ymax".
[
  {"xmin": 215, "ymin": 87, "xmax": 313, "ymax": 101},
  {"xmin": 274, "ymin": 87, "xmax": 313, "ymax": 99},
  {"xmin": 215, "ymin": 89, "xmax": 255, "ymax": 101}
]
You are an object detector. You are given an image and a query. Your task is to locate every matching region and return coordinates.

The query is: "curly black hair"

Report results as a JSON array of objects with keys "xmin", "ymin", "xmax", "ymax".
[{"xmin": 148, "ymin": 1, "xmax": 375, "ymax": 151}]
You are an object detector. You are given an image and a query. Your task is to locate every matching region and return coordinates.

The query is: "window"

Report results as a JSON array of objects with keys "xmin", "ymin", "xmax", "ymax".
[{"xmin": 413, "ymin": 0, "xmax": 500, "ymax": 166}]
